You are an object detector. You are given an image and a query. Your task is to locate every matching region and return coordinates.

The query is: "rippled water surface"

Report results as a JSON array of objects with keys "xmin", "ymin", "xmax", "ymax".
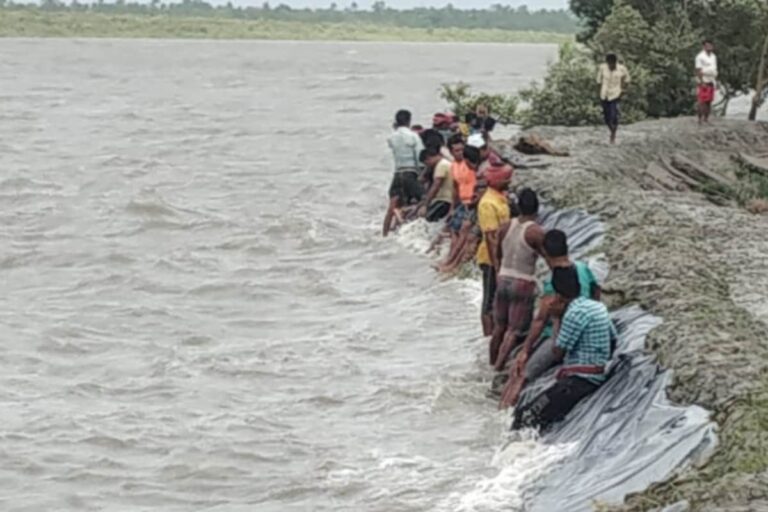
[{"xmin": 0, "ymin": 39, "xmax": 564, "ymax": 511}]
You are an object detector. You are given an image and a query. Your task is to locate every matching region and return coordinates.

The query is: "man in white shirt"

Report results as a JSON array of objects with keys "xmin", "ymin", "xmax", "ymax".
[
  {"xmin": 597, "ymin": 53, "xmax": 630, "ymax": 144},
  {"xmin": 695, "ymin": 40, "xmax": 718, "ymax": 124},
  {"xmin": 383, "ymin": 109, "xmax": 424, "ymax": 236}
]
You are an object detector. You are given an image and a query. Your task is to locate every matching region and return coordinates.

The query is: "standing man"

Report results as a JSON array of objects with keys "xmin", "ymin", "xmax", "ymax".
[
  {"xmin": 476, "ymin": 163, "xmax": 513, "ymax": 336},
  {"xmin": 418, "ymin": 146, "xmax": 453, "ymax": 223},
  {"xmin": 512, "ymin": 265, "xmax": 616, "ymax": 432},
  {"xmin": 695, "ymin": 40, "xmax": 718, "ymax": 125},
  {"xmin": 444, "ymin": 135, "xmax": 475, "ymax": 260},
  {"xmin": 384, "ymin": 109, "xmax": 424, "ymax": 237},
  {"xmin": 490, "ymin": 188, "xmax": 545, "ymax": 367},
  {"xmin": 597, "ymin": 53, "xmax": 630, "ymax": 144}
]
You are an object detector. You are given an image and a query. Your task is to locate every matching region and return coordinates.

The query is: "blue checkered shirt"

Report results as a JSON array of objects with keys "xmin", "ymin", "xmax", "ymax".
[{"xmin": 555, "ymin": 297, "xmax": 616, "ymax": 383}]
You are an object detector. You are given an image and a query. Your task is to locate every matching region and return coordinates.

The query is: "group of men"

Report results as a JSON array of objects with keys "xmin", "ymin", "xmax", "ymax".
[
  {"xmin": 382, "ymin": 41, "xmax": 718, "ymax": 430},
  {"xmin": 384, "ymin": 107, "xmax": 617, "ymax": 432}
]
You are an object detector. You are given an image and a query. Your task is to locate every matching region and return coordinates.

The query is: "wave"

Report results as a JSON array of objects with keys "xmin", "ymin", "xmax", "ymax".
[{"xmin": 392, "ymin": 205, "xmax": 715, "ymax": 510}]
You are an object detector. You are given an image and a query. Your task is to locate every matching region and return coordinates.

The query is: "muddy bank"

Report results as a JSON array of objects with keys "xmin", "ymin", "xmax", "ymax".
[{"xmin": 497, "ymin": 117, "xmax": 768, "ymax": 511}]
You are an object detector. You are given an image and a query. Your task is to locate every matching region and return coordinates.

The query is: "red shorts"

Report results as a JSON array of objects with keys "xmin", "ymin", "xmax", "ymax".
[
  {"xmin": 697, "ymin": 83, "xmax": 715, "ymax": 104},
  {"xmin": 494, "ymin": 276, "xmax": 536, "ymax": 334}
]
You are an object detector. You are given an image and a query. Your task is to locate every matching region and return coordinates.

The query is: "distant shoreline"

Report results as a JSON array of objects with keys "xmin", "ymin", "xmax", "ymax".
[{"xmin": 0, "ymin": 11, "xmax": 574, "ymax": 44}]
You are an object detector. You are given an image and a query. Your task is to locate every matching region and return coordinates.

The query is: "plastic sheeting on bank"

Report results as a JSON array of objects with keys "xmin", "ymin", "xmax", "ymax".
[{"xmin": 518, "ymin": 208, "xmax": 717, "ymax": 511}]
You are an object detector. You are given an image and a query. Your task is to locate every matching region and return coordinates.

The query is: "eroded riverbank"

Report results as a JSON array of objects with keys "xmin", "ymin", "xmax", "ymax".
[{"xmin": 498, "ymin": 118, "xmax": 768, "ymax": 511}]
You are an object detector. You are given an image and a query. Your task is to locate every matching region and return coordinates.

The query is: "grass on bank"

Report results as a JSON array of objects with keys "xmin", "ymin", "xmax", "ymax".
[{"xmin": 0, "ymin": 10, "xmax": 574, "ymax": 43}]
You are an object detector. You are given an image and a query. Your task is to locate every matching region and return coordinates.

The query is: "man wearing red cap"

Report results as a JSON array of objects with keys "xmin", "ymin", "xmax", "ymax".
[{"xmin": 475, "ymin": 163, "xmax": 513, "ymax": 336}]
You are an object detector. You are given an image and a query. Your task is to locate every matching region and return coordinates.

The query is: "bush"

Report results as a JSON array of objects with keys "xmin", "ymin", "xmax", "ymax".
[
  {"xmin": 515, "ymin": 42, "xmax": 647, "ymax": 127},
  {"xmin": 439, "ymin": 82, "xmax": 519, "ymax": 124}
]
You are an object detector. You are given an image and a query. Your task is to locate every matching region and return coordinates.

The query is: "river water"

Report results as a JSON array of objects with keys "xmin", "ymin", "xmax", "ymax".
[{"xmin": 0, "ymin": 39, "xmax": 567, "ymax": 511}]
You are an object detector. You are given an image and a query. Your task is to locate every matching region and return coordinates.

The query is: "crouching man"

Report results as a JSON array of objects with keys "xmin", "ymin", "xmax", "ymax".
[{"xmin": 512, "ymin": 265, "xmax": 616, "ymax": 431}]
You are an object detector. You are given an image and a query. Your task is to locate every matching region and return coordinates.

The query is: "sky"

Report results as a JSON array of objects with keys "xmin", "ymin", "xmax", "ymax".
[{"xmin": 248, "ymin": 0, "xmax": 569, "ymax": 9}]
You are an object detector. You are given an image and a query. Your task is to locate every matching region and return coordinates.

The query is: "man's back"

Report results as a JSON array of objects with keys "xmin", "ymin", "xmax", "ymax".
[
  {"xmin": 475, "ymin": 188, "xmax": 510, "ymax": 266},
  {"xmin": 387, "ymin": 127, "xmax": 423, "ymax": 172},
  {"xmin": 432, "ymin": 158, "xmax": 454, "ymax": 204},
  {"xmin": 556, "ymin": 297, "xmax": 614, "ymax": 382},
  {"xmin": 498, "ymin": 218, "xmax": 538, "ymax": 280}
]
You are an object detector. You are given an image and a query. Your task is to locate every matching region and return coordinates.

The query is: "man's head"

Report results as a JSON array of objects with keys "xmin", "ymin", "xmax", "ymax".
[
  {"xmin": 395, "ymin": 109, "xmax": 412, "ymax": 128},
  {"xmin": 467, "ymin": 133, "xmax": 487, "ymax": 153},
  {"xmin": 419, "ymin": 145, "xmax": 443, "ymax": 168},
  {"xmin": 517, "ymin": 187, "xmax": 539, "ymax": 217},
  {"xmin": 551, "ymin": 265, "xmax": 580, "ymax": 313},
  {"xmin": 465, "ymin": 112, "xmax": 478, "ymax": 125},
  {"xmin": 703, "ymin": 39, "xmax": 714, "ymax": 54},
  {"xmin": 543, "ymin": 229, "xmax": 568, "ymax": 258},
  {"xmin": 448, "ymin": 134, "xmax": 465, "ymax": 161},
  {"xmin": 421, "ymin": 128, "xmax": 445, "ymax": 149},
  {"xmin": 476, "ymin": 104, "xmax": 489, "ymax": 118},
  {"xmin": 463, "ymin": 146, "xmax": 482, "ymax": 171},
  {"xmin": 606, "ymin": 53, "xmax": 618, "ymax": 70},
  {"xmin": 543, "ymin": 229, "xmax": 569, "ymax": 269},
  {"xmin": 485, "ymin": 163, "xmax": 512, "ymax": 191}
]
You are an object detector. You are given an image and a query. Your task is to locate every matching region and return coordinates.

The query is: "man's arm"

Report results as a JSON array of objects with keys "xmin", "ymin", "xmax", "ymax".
[
  {"xmin": 420, "ymin": 177, "xmax": 444, "ymax": 215},
  {"xmin": 412, "ymin": 134, "xmax": 425, "ymax": 165},
  {"xmin": 585, "ymin": 266, "xmax": 602, "ymax": 301},
  {"xmin": 591, "ymin": 283, "xmax": 602, "ymax": 301},
  {"xmin": 520, "ymin": 298, "xmax": 553, "ymax": 358},
  {"xmin": 524, "ymin": 223, "xmax": 547, "ymax": 256},
  {"xmin": 478, "ymin": 202, "xmax": 501, "ymax": 268},
  {"xmin": 486, "ymin": 229, "xmax": 500, "ymax": 270},
  {"xmin": 452, "ymin": 178, "xmax": 460, "ymax": 207},
  {"xmin": 496, "ymin": 221, "xmax": 510, "ymax": 273},
  {"xmin": 596, "ymin": 65, "xmax": 603, "ymax": 85},
  {"xmin": 621, "ymin": 66, "xmax": 630, "ymax": 95},
  {"xmin": 695, "ymin": 55, "xmax": 704, "ymax": 82}
]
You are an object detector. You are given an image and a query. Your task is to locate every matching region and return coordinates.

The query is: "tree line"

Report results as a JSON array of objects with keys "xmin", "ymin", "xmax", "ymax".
[{"xmin": 0, "ymin": 0, "xmax": 579, "ymax": 34}]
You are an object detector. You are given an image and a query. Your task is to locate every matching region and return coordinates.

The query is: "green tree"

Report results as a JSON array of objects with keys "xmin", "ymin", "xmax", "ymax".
[
  {"xmin": 591, "ymin": 1, "xmax": 699, "ymax": 117},
  {"xmin": 518, "ymin": 43, "xmax": 648, "ymax": 126},
  {"xmin": 440, "ymin": 82, "xmax": 519, "ymax": 125}
]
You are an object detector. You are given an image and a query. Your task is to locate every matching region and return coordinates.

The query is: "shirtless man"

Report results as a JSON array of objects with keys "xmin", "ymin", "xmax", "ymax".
[
  {"xmin": 489, "ymin": 188, "xmax": 545, "ymax": 368},
  {"xmin": 499, "ymin": 229, "xmax": 601, "ymax": 409}
]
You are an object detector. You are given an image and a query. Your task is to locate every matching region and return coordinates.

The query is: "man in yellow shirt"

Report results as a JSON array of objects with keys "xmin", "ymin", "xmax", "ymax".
[
  {"xmin": 476, "ymin": 163, "xmax": 512, "ymax": 336},
  {"xmin": 597, "ymin": 53, "xmax": 630, "ymax": 144}
]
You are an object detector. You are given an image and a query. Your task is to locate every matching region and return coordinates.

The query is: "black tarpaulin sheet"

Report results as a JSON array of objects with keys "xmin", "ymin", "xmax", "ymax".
[{"xmin": 516, "ymin": 208, "xmax": 717, "ymax": 511}]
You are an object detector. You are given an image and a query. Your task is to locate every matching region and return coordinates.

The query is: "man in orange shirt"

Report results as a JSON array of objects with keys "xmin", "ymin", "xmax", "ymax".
[
  {"xmin": 436, "ymin": 144, "xmax": 482, "ymax": 274},
  {"xmin": 443, "ymin": 135, "xmax": 475, "ymax": 263}
]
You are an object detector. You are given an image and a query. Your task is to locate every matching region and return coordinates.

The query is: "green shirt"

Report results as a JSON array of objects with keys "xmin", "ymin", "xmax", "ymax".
[{"xmin": 541, "ymin": 261, "xmax": 598, "ymax": 339}]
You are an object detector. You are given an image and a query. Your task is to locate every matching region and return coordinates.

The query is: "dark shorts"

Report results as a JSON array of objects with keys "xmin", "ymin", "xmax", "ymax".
[
  {"xmin": 698, "ymin": 83, "xmax": 715, "ymax": 104},
  {"xmin": 426, "ymin": 201, "xmax": 451, "ymax": 223},
  {"xmin": 481, "ymin": 264, "xmax": 497, "ymax": 316},
  {"xmin": 601, "ymin": 99, "xmax": 620, "ymax": 127},
  {"xmin": 449, "ymin": 203, "xmax": 471, "ymax": 233},
  {"xmin": 495, "ymin": 276, "xmax": 536, "ymax": 334},
  {"xmin": 512, "ymin": 376, "xmax": 599, "ymax": 432},
  {"xmin": 389, "ymin": 171, "xmax": 423, "ymax": 205}
]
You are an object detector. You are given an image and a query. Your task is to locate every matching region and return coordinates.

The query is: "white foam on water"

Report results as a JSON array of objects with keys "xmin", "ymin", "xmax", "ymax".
[
  {"xmin": 393, "ymin": 218, "xmax": 577, "ymax": 512},
  {"xmin": 393, "ymin": 217, "xmax": 440, "ymax": 255},
  {"xmin": 438, "ymin": 423, "xmax": 577, "ymax": 512}
]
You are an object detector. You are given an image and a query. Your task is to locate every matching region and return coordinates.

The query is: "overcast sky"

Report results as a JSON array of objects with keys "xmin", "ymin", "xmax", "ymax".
[{"xmin": 251, "ymin": 0, "xmax": 569, "ymax": 9}]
